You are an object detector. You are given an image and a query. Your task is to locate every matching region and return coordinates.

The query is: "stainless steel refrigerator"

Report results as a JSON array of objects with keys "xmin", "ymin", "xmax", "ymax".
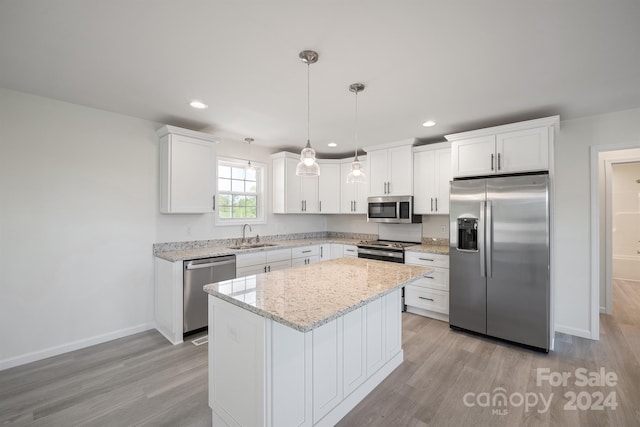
[{"xmin": 449, "ymin": 174, "xmax": 550, "ymax": 351}]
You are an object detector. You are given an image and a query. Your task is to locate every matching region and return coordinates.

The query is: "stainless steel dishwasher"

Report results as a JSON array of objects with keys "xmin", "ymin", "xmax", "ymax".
[{"xmin": 183, "ymin": 255, "xmax": 236, "ymax": 335}]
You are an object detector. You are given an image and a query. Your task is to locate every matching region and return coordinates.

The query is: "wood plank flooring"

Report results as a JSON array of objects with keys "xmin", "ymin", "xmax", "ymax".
[{"xmin": 2, "ymin": 279, "xmax": 639, "ymax": 426}]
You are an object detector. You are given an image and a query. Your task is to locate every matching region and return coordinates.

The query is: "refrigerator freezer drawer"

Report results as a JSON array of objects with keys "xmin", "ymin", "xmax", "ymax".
[
  {"xmin": 410, "ymin": 266, "xmax": 449, "ymax": 292},
  {"xmin": 405, "ymin": 286, "xmax": 449, "ymax": 314},
  {"xmin": 405, "ymin": 252, "xmax": 449, "ymax": 269}
]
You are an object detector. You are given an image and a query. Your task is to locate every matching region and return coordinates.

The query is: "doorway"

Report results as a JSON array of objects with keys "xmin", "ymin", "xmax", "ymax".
[{"xmin": 593, "ymin": 146, "xmax": 640, "ymax": 338}]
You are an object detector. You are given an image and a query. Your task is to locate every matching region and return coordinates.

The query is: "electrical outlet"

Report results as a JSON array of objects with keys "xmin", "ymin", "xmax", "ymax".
[{"xmin": 440, "ymin": 225, "xmax": 446, "ymax": 234}]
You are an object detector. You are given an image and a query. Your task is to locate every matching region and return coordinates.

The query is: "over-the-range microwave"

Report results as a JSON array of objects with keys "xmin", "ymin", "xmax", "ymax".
[{"xmin": 367, "ymin": 196, "xmax": 421, "ymax": 224}]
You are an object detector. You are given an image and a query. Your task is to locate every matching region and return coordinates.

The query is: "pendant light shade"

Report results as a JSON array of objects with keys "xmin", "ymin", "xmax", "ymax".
[
  {"xmin": 296, "ymin": 50, "xmax": 320, "ymax": 177},
  {"xmin": 347, "ymin": 83, "xmax": 366, "ymax": 184}
]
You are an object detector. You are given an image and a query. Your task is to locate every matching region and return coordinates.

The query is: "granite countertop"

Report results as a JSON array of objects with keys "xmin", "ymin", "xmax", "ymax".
[
  {"xmin": 204, "ymin": 257, "xmax": 430, "ymax": 332},
  {"xmin": 155, "ymin": 237, "xmax": 364, "ymax": 262},
  {"xmin": 405, "ymin": 243, "xmax": 450, "ymax": 255}
]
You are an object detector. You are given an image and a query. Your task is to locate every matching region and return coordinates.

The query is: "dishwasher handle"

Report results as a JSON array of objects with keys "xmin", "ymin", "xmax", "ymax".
[{"xmin": 185, "ymin": 259, "xmax": 236, "ymax": 270}]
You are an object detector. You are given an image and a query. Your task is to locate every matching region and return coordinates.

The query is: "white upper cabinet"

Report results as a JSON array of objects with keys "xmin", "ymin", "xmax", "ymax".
[
  {"xmin": 413, "ymin": 142, "xmax": 452, "ymax": 215},
  {"xmin": 272, "ymin": 152, "xmax": 319, "ymax": 213},
  {"xmin": 446, "ymin": 116, "xmax": 559, "ymax": 179},
  {"xmin": 157, "ymin": 125, "xmax": 218, "ymax": 214},
  {"xmin": 365, "ymin": 141, "xmax": 413, "ymax": 197},
  {"xmin": 317, "ymin": 160, "xmax": 341, "ymax": 214},
  {"xmin": 340, "ymin": 156, "xmax": 368, "ymax": 214}
]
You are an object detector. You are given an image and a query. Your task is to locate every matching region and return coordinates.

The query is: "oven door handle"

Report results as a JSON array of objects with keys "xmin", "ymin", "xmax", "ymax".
[{"xmin": 357, "ymin": 248, "xmax": 404, "ymax": 259}]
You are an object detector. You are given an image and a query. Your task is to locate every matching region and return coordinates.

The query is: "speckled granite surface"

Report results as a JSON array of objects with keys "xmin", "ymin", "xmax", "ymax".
[
  {"xmin": 154, "ymin": 232, "xmax": 377, "ymax": 262},
  {"xmin": 204, "ymin": 257, "xmax": 430, "ymax": 332},
  {"xmin": 405, "ymin": 243, "xmax": 450, "ymax": 255}
]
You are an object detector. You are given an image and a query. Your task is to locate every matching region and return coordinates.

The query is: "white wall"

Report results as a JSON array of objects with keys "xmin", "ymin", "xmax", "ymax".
[
  {"xmin": 0, "ymin": 88, "xmax": 327, "ymax": 369},
  {"xmin": 554, "ymin": 107, "xmax": 640, "ymax": 338},
  {"xmin": 0, "ymin": 88, "xmax": 158, "ymax": 367}
]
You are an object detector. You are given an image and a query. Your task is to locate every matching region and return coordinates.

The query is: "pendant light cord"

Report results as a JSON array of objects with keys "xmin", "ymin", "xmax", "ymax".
[
  {"xmin": 307, "ymin": 62, "xmax": 310, "ymax": 143},
  {"xmin": 354, "ymin": 89, "xmax": 359, "ymax": 159}
]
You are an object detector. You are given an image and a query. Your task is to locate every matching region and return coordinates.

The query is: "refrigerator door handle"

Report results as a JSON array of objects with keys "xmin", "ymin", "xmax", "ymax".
[
  {"xmin": 479, "ymin": 201, "xmax": 486, "ymax": 278},
  {"xmin": 486, "ymin": 200, "xmax": 493, "ymax": 278}
]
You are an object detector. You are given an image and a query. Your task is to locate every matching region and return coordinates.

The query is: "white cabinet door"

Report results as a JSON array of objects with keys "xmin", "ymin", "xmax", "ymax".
[
  {"xmin": 388, "ymin": 145, "xmax": 413, "ymax": 196},
  {"xmin": 300, "ymin": 175, "xmax": 319, "ymax": 213},
  {"xmin": 384, "ymin": 291, "xmax": 402, "ymax": 358},
  {"xmin": 318, "ymin": 163, "xmax": 341, "ymax": 213},
  {"xmin": 451, "ymin": 135, "xmax": 496, "ymax": 178},
  {"xmin": 330, "ymin": 243, "xmax": 344, "ymax": 259},
  {"xmin": 342, "ymin": 245, "xmax": 358, "ymax": 257},
  {"xmin": 436, "ymin": 147, "xmax": 452, "ymax": 214},
  {"xmin": 496, "ymin": 126, "xmax": 549, "ymax": 174},
  {"xmin": 413, "ymin": 150, "xmax": 437, "ymax": 214},
  {"xmin": 159, "ymin": 133, "xmax": 215, "ymax": 213},
  {"xmin": 368, "ymin": 150, "xmax": 388, "ymax": 197},
  {"xmin": 367, "ymin": 146, "xmax": 412, "ymax": 196},
  {"xmin": 284, "ymin": 157, "xmax": 303, "ymax": 213},
  {"xmin": 319, "ymin": 243, "xmax": 332, "ymax": 261}
]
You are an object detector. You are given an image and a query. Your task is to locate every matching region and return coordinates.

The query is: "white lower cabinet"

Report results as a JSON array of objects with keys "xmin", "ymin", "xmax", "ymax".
[
  {"xmin": 292, "ymin": 245, "xmax": 320, "ymax": 267},
  {"xmin": 236, "ymin": 248, "xmax": 292, "ymax": 277},
  {"xmin": 208, "ymin": 289, "xmax": 403, "ymax": 426},
  {"xmin": 342, "ymin": 245, "xmax": 358, "ymax": 257},
  {"xmin": 404, "ymin": 251, "xmax": 450, "ymax": 322}
]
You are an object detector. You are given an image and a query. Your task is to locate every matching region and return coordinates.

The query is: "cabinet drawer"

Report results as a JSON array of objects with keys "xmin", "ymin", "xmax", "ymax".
[
  {"xmin": 266, "ymin": 248, "xmax": 292, "ymax": 263},
  {"xmin": 405, "ymin": 251, "xmax": 449, "ymax": 269},
  {"xmin": 267, "ymin": 259, "xmax": 291, "ymax": 272},
  {"xmin": 404, "ymin": 286, "xmax": 449, "ymax": 314},
  {"xmin": 411, "ymin": 266, "xmax": 449, "ymax": 292},
  {"xmin": 343, "ymin": 245, "xmax": 358, "ymax": 257},
  {"xmin": 292, "ymin": 245, "xmax": 320, "ymax": 259},
  {"xmin": 237, "ymin": 264, "xmax": 268, "ymax": 277},
  {"xmin": 236, "ymin": 252, "xmax": 267, "ymax": 268}
]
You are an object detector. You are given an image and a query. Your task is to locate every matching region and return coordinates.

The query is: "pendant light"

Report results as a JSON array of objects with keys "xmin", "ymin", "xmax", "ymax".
[
  {"xmin": 346, "ymin": 83, "xmax": 366, "ymax": 184},
  {"xmin": 244, "ymin": 137, "xmax": 256, "ymax": 172},
  {"xmin": 296, "ymin": 50, "xmax": 320, "ymax": 176}
]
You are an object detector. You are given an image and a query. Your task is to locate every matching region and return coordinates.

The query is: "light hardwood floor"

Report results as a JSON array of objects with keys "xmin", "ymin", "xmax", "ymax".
[{"xmin": 2, "ymin": 280, "xmax": 639, "ymax": 426}]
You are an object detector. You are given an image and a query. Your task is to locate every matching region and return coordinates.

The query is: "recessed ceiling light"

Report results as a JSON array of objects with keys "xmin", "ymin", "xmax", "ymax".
[
  {"xmin": 190, "ymin": 100, "xmax": 208, "ymax": 109},
  {"xmin": 422, "ymin": 120, "xmax": 436, "ymax": 127},
  {"xmin": 328, "ymin": 142, "xmax": 337, "ymax": 147}
]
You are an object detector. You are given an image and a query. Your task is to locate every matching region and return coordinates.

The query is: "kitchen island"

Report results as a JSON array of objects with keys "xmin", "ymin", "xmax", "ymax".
[{"xmin": 203, "ymin": 257, "xmax": 429, "ymax": 427}]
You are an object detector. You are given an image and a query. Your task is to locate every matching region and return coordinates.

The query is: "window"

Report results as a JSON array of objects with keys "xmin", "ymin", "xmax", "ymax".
[{"xmin": 216, "ymin": 158, "xmax": 265, "ymax": 224}]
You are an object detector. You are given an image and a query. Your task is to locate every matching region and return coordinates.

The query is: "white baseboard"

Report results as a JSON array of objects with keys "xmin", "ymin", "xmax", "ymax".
[
  {"xmin": 554, "ymin": 324, "xmax": 593, "ymax": 340},
  {"xmin": 0, "ymin": 322, "xmax": 156, "ymax": 371}
]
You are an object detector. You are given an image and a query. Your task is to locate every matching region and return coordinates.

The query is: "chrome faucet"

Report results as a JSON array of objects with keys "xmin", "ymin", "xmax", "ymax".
[{"xmin": 242, "ymin": 223, "xmax": 252, "ymax": 243}]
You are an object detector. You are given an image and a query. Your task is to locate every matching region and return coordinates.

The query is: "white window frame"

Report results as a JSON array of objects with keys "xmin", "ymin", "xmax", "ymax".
[{"xmin": 215, "ymin": 156, "xmax": 266, "ymax": 226}]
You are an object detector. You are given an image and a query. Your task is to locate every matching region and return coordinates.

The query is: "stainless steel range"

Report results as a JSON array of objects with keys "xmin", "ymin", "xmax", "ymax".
[{"xmin": 356, "ymin": 240, "xmax": 416, "ymax": 263}]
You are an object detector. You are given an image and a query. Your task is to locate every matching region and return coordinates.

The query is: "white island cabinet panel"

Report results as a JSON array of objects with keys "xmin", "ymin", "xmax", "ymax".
[
  {"xmin": 271, "ymin": 321, "xmax": 312, "ymax": 427},
  {"xmin": 312, "ymin": 319, "xmax": 344, "ymax": 423},
  {"xmin": 209, "ymin": 297, "xmax": 265, "ymax": 427},
  {"xmin": 154, "ymin": 257, "xmax": 183, "ymax": 345},
  {"xmin": 365, "ymin": 297, "xmax": 384, "ymax": 376},
  {"xmin": 384, "ymin": 290, "xmax": 402, "ymax": 358},
  {"xmin": 342, "ymin": 307, "xmax": 366, "ymax": 396}
]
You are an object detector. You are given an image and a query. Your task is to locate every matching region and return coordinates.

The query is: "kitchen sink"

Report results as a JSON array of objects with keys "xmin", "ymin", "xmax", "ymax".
[{"xmin": 228, "ymin": 242, "xmax": 277, "ymax": 250}]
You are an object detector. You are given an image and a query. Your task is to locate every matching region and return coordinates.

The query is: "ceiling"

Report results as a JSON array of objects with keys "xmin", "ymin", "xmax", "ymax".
[{"xmin": 1, "ymin": 1, "xmax": 639, "ymax": 158}]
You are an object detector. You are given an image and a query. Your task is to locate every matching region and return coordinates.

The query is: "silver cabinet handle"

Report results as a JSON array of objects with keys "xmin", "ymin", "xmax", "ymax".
[
  {"xmin": 423, "ymin": 275, "xmax": 434, "ymax": 279},
  {"xmin": 320, "ymin": 246, "xmax": 323, "ymax": 258},
  {"xmin": 264, "ymin": 266, "xmax": 267, "ymax": 273},
  {"xmin": 301, "ymin": 200, "xmax": 304, "ymax": 212},
  {"xmin": 418, "ymin": 296, "xmax": 434, "ymax": 301},
  {"xmin": 419, "ymin": 258, "xmax": 434, "ymax": 262},
  {"xmin": 268, "ymin": 265, "xmax": 271, "ymax": 272},
  {"xmin": 353, "ymin": 201, "xmax": 356, "ymax": 211},
  {"xmin": 435, "ymin": 198, "xmax": 438, "ymax": 212},
  {"xmin": 430, "ymin": 198, "xmax": 433, "ymax": 212},
  {"xmin": 497, "ymin": 153, "xmax": 501, "ymax": 171},
  {"xmin": 491, "ymin": 154, "xmax": 495, "ymax": 171},
  {"xmin": 345, "ymin": 249, "xmax": 355, "ymax": 253},
  {"xmin": 302, "ymin": 250, "xmax": 312, "ymax": 253},
  {"xmin": 212, "ymin": 195, "xmax": 216, "ymax": 211},
  {"xmin": 319, "ymin": 201, "xmax": 322, "ymax": 212}
]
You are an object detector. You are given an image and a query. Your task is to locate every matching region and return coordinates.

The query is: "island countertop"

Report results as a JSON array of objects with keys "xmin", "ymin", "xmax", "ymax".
[{"xmin": 203, "ymin": 257, "xmax": 430, "ymax": 332}]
